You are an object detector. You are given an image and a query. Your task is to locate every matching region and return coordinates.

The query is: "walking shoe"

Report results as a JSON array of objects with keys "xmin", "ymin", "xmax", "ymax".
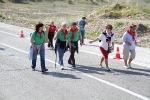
[
  {"xmin": 48, "ymin": 43, "xmax": 50, "ymax": 47},
  {"xmin": 61, "ymin": 65, "xmax": 64, "ymax": 70},
  {"xmin": 72, "ymin": 64, "xmax": 76, "ymax": 67},
  {"xmin": 124, "ymin": 65, "xmax": 129, "ymax": 69},
  {"xmin": 32, "ymin": 68, "xmax": 35, "ymax": 71},
  {"xmin": 128, "ymin": 64, "xmax": 132, "ymax": 68},
  {"xmin": 106, "ymin": 67, "xmax": 111, "ymax": 71},
  {"xmin": 99, "ymin": 64, "xmax": 103, "ymax": 68},
  {"xmin": 42, "ymin": 69, "xmax": 48, "ymax": 72},
  {"xmin": 68, "ymin": 61, "xmax": 73, "ymax": 65}
]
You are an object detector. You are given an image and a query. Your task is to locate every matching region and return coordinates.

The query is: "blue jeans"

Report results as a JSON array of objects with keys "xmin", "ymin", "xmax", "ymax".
[
  {"xmin": 57, "ymin": 44, "xmax": 65, "ymax": 66},
  {"xmin": 31, "ymin": 48, "xmax": 46, "ymax": 70},
  {"xmin": 80, "ymin": 30, "xmax": 85, "ymax": 44}
]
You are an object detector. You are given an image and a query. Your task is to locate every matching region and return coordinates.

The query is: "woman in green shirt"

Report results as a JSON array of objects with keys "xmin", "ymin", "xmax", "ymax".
[
  {"xmin": 54, "ymin": 22, "xmax": 68, "ymax": 70},
  {"xmin": 67, "ymin": 22, "xmax": 82, "ymax": 67},
  {"xmin": 30, "ymin": 22, "xmax": 48, "ymax": 72}
]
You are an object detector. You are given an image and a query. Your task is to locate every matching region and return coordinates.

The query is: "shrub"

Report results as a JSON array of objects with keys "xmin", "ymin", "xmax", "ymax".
[{"xmin": 115, "ymin": 21, "xmax": 124, "ymax": 28}]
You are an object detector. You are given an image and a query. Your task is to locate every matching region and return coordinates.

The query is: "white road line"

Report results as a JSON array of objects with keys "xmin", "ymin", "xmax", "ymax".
[
  {"xmin": 0, "ymin": 42, "xmax": 150, "ymax": 100},
  {"xmin": 1, "ymin": 30, "xmax": 150, "ymax": 68}
]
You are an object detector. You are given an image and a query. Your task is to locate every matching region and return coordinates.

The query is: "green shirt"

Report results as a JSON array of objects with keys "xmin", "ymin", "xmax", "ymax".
[
  {"xmin": 31, "ymin": 31, "xmax": 46, "ymax": 45},
  {"xmin": 57, "ymin": 30, "xmax": 67, "ymax": 41},
  {"xmin": 67, "ymin": 30, "xmax": 81, "ymax": 48}
]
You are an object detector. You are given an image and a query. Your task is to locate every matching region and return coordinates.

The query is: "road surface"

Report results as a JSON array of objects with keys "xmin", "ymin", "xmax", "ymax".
[{"xmin": 0, "ymin": 22, "xmax": 150, "ymax": 100}]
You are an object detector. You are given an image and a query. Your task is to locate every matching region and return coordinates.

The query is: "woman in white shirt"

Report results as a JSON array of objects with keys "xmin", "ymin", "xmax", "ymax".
[
  {"xmin": 89, "ymin": 24, "xmax": 114, "ymax": 71},
  {"xmin": 122, "ymin": 24, "xmax": 137, "ymax": 69}
]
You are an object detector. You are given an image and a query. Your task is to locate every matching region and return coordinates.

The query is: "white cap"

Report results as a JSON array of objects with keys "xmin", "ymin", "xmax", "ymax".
[{"xmin": 61, "ymin": 22, "xmax": 67, "ymax": 26}]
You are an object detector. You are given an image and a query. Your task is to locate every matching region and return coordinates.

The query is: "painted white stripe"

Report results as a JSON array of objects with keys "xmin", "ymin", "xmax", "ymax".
[
  {"xmin": 0, "ymin": 30, "xmax": 150, "ymax": 68},
  {"xmin": 0, "ymin": 42, "xmax": 150, "ymax": 100}
]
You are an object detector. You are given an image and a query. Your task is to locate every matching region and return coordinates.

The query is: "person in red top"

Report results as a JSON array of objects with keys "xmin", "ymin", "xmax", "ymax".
[{"xmin": 47, "ymin": 21, "xmax": 57, "ymax": 49}]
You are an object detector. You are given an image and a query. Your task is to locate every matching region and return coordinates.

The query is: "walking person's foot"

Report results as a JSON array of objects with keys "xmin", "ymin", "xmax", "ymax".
[
  {"xmin": 48, "ymin": 43, "xmax": 50, "ymax": 47},
  {"xmin": 68, "ymin": 60, "xmax": 73, "ymax": 65},
  {"xmin": 124, "ymin": 65, "xmax": 129, "ymax": 69},
  {"xmin": 128, "ymin": 64, "xmax": 132, "ymax": 69},
  {"xmin": 32, "ymin": 68, "xmax": 35, "ymax": 71},
  {"xmin": 72, "ymin": 64, "xmax": 76, "ymax": 67},
  {"xmin": 106, "ymin": 67, "xmax": 111, "ymax": 71},
  {"xmin": 42, "ymin": 69, "xmax": 48, "ymax": 72},
  {"xmin": 99, "ymin": 64, "xmax": 103, "ymax": 68},
  {"xmin": 61, "ymin": 65, "xmax": 64, "ymax": 70}
]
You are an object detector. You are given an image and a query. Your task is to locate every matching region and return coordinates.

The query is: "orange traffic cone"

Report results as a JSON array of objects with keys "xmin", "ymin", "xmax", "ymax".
[
  {"xmin": 113, "ymin": 47, "xmax": 122, "ymax": 59},
  {"xmin": 20, "ymin": 30, "xmax": 25, "ymax": 38}
]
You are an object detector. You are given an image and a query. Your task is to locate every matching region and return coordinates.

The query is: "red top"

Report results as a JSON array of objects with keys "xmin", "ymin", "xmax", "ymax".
[{"xmin": 48, "ymin": 24, "xmax": 56, "ymax": 33}]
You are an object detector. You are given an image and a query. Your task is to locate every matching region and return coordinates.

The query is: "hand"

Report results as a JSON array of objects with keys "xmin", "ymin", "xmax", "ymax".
[
  {"xmin": 80, "ymin": 42, "xmax": 82, "ymax": 46},
  {"xmin": 107, "ymin": 41, "xmax": 110, "ymax": 43},
  {"xmin": 33, "ymin": 46, "xmax": 37, "ymax": 52},
  {"xmin": 126, "ymin": 41, "xmax": 132, "ymax": 46},
  {"xmin": 54, "ymin": 37, "xmax": 57, "ymax": 40},
  {"xmin": 41, "ymin": 45, "xmax": 45, "ymax": 50},
  {"xmin": 89, "ymin": 41, "xmax": 93, "ymax": 44},
  {"xmin": 135, "ymin": 42, "xmax": 138, "ymax": 46}
]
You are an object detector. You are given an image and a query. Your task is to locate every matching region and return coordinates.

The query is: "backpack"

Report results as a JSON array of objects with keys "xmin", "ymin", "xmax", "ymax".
[{"xmin": 99, "ymin": 32, "xmax": 114, "ymax": 42}]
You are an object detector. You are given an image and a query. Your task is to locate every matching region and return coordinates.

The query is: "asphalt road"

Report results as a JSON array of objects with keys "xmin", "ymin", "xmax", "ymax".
[{"xmin": 0, "ymin": 23, "xmax": 150, "ymax": 100}]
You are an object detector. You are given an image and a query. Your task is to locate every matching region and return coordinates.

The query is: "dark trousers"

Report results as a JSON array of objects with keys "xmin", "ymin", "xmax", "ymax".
[
  {"xmin": 68, "ymin": 47, "xmax": 76, "ymax": 65},
  {"xmin": 80, "ymin": 30, "xmax": 85, "ymax": 44},
  {"xmin": 48, "ymin": 33, "xmax": 55, "ymax": 47}
]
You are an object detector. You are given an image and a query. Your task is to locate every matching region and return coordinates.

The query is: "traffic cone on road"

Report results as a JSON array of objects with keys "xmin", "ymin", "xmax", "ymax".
[
  {"xmin": 113, "ymin": 47, "xmax": 122, "ymax": 59},
  {"xmin": 20, "ymin": 30, "xmax": 25, "ymax": 38}
]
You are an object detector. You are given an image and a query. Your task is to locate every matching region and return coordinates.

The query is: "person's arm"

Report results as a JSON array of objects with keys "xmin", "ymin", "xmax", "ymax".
[
  {"xmin": 89, "ymin": 38, "xmax": 99, "ymax": 44},
  {"xmin": 122, "ymin": 33, "xmax": 131, "ymax": 46},
  {"xmin": 41, "ymin": 31, "xmax": 47, "ymax": 50},
  {"xmin": 30, "ymin": 33, "xmax": 37, "ymax": 51},
  {"xmin": 54, "ymin": 31, "xmax": 58, "ymax": 40},
  {"xmin": 46, "ymin": 25, "xmax": 50, "ymax": 35}
]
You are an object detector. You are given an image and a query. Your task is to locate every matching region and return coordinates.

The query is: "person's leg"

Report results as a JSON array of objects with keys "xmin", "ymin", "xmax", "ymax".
[
  {"xmin": 128, "ymin": 49, "xmax": 136, "ymax": 68},
  {"xmin": 70, "ymin": 47, "xmax": 76, "ymax": 67},
  {"xmin": 100, "ymin": 47, "xmax": 110, "ymax": 70},
  {"xmin": 31, "ymin": 51, "xmax": 38, "ymax": 70},
  {"xmin": 81, "ymin": 30, "xmax": 85, "ymax": 44},
  {"xmin": 48, "ymin": 33, "xmax": 51, "ymax": 47},
  {"xmin": 99, "ymin": 47, "xmax": 106, "ymax": 67},
  {"xmin": 68, "ymin": 52, "xmax": 72, "ymax": 65},
  {"xmin": 104, "ymin": 58, "xmax": 108, "ymax": 68},
  {"xmin": 40, "ymin": 48, "xmax": 47, "ymax": 72},
  {"xmin": 123, "ymin": 48, "xmax": 129, "ymax": 68},
  {"xmin": 100, "ymin": 57, "xmax": 104, "ymax": 67},
  {"xmin": 57, "ymin": 44, "xmax": 64, "ymax": 66},
  {"xmin": 51, "ymin": 33, "xmax": 55, "ymax": 48}
]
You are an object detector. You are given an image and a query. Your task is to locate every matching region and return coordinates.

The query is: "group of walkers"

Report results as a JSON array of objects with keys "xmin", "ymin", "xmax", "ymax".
[{"xmin": 29, "ymin": 17, "xmax": 137, "ymax": 72}]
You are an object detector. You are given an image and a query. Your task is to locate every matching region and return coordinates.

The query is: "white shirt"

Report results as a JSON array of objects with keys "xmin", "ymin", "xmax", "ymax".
[
  {"xmin": 99, "ymin": 31, "xmax": 114, "ymax": 51},
  {"xmin": 122, "ymin": 31, "xmax": 137, "ymax": 50}
]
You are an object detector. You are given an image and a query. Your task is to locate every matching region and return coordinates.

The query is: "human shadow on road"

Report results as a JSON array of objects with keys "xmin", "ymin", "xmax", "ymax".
[
  {"xmin": 131, "ymin": 68, "xmax": 150, "ymax": 73},
  {"xmin": 0, "ymin": 47, "xmax": 5, "ymax": 51},
  {"xmin": 112, "ymin": 68, "xmax": 150, "ymax": 76},
  {"xmin": 73, "ymin": 64, "xmax": 109, "ymax": 75},
  {"xmin": 42, "ymin": 72, "xmax": 81, "ymax": 79}
]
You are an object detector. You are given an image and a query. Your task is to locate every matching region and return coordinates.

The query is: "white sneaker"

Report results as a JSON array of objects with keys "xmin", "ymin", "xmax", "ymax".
[
  {"xmin": 124, "ymin": 65, "xmax": 129, "ymax": 69},
  {"xmin": 61, "ymin": 65, "xmax": 64, "ymax": 70},
  {"xmin": 128, "ymin": 64, "xmax": 132, "ymax": 68}
]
